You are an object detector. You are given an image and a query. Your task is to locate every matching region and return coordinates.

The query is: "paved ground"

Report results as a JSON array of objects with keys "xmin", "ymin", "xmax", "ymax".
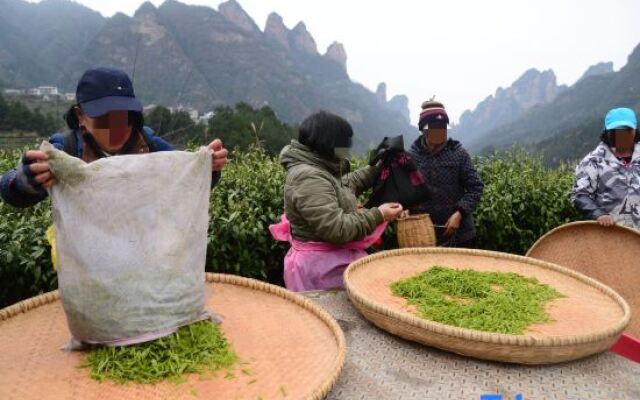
[{"xmin": 304, "ymin": 290, "xmax": 640, "ymax": 400}]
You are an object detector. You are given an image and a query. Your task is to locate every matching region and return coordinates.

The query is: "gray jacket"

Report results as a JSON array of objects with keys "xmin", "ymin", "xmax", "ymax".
[{"xmin": 571, "ymin": 142, "xmax": 640, "ymax": 229}]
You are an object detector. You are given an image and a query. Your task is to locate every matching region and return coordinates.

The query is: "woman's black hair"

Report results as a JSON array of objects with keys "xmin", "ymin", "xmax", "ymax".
[
  {"xmin": 298, "ymin": 111, "xmax": 353, "ymax": 159},
  {"xmin": 64, "ymin": 105, "xmax": 80, "ymax": 129},
  {"xmin": 128, "ymin": 110, "xmax": 144, "ymax": 133},
  {"xmin": 64, "ymin": 105, "xmax": 144, "ymax": 133}
]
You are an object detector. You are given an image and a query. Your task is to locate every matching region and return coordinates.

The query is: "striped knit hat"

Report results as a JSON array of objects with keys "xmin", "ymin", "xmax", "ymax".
[{"xmin": 418, "ymin": 100, "xmax": 449, "ymax": 131}]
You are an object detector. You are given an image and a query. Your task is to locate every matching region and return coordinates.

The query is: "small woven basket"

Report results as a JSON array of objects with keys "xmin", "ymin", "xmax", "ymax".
[{"xmin": 397, "ymin": 214, "xmax": 436, "ymax": 248}]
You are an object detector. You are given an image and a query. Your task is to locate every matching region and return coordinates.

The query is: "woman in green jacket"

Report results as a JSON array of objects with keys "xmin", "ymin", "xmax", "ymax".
[{"xmin": 271, "ymin": 111, "xmax": 403, "ymax": 291}]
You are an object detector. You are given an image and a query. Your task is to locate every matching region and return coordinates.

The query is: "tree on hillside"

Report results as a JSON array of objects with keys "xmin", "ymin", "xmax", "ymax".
[
  {"xmin": 207, "ymin": 103, "xmax": 297, "ymax": 155},
  {"xmin": 0, "ymin": 93, "xmax": 60, "ymax": 136},
  {"xmin": 144, "ymin": 105, "xmax": 205, "ymax": 147}
]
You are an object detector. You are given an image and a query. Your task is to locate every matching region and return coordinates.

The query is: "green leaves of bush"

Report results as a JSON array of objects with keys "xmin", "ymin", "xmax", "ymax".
[
  {"xmin": 473, "ymin": 149, "xmax": 581, "ymax": 254},
  {"xmin": 0, "ymin": 200, "xmax": 56, "ymax": 308},
  {"xmin": 0, "ymin": 146, "xmax": 581, "ymax": 308},
  {"xmin": 206, "ymin": 146, "xmax": 288, "ymax": 284}
]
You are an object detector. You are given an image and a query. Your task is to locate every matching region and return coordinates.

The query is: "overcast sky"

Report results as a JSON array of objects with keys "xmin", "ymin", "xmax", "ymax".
[{"xmin": 29, "ymin": 0, "xmax": 640, "ymax": 124}]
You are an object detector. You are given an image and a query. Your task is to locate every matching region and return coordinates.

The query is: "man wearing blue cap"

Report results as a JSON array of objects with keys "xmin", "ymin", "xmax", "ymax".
[
  {"xmin": 0, "ymin": 67, "xmax": 229, "ymax": 207},
  {"xmin": 571, "ymin": 107, "xmax": 640, "ymax": 229}
]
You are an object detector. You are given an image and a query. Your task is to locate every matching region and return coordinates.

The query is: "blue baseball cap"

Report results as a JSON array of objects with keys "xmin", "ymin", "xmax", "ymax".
[
  {"xmin": 75, "ymin": 67, "xmax": 143, "ymax": 118},
  {"xmin": 604, "ymin": 107, "xmax": 637, "ymax": 130}
]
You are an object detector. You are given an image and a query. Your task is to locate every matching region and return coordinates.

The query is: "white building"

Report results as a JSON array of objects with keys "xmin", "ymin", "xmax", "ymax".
[
  {"xmin": 3, "ymin": 89, "xmax": 24, "ymax": 96},
  {"xmin": 170, "ymin": 105, "xmax": 200, "ymax": 123},
  {"xmin": 143, "ymin": 104, "xmax": 157, "ymax": 113},
  {"xmin": 198, "ymin": 111, "xmax": 215, "ymax": 124},
  {"xmin": 187, "ymin": 109, "xmax": 199, "ymax": 122},
  {"xmin": 38, "ymin": 86, "xmax": 59, "ymax": 96}
]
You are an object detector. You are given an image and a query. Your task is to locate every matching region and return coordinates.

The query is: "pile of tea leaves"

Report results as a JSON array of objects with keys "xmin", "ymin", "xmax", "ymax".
[
  {"xmin": 391, "ymin": 266, "xmax": 564, "ymax": 335},
  {"xmin": 83, "ymin": 321, "xmax": 237, "ymax": 384}
]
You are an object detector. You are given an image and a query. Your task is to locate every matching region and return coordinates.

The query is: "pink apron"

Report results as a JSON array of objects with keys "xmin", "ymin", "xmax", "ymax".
[{"xmin": 269, "ymin": 215, "xmax": 387, "ymax": 292}]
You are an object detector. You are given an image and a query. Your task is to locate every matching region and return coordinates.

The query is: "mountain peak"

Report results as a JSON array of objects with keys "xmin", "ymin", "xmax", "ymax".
[
  {"xmin": 376, "ymin": 82, "xmax": 387, "ymax": 104},
  {"xmin": 457, "ymin": 67, "xmax": 564, "ymax": 144},
  {"xmin": 513, "ymin": 68, "xmax": 555, "ymax": 87},
  {"xmin": 325, "ymin": 41, "xmax": 347, "ymax": 72},
  {"xmin": 507, "ymin": 68, "xmax": 560, "ymax": 108},
  {"xmin": 37, "ymin": 0, "xmax": 104, "ymax": 18},
  {"xmin": 578, "ymin": 61, "xmax": 614, "ymax": 82},
  {"xmin": 290, "ymin": 22, "xmax": 318, "ymax": 54},
  {"xmin": 133, "ymin": 1, "xmax": 167, "ymax": 45},
  {"xmin": 160, "ymin": 0, "xmax": 183, "ymax": 9},
  {"xmin": 134, "ymin": 1, "xmax": 157, "ymax": 18},
  {"xmin": 265, "ymin": 12, "xmax": 289, "ymax": 48},
  {"xmin": 628, "ymin": 42, "xmax": 640, "ymax": 66},
  {"xmin": 388, "ymin": 95, "xmax": 411, "ymax": 125},
  {"xmin": 292, "ymin": 21, "xmax": 306, "ymax": 31},
  {"xmin": 218, "ymin": 0, "xmax": 259, "ymax": 34}
]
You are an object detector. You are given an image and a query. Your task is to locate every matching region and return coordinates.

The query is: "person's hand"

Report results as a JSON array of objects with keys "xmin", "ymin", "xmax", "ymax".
[
  {"xmin": 400, "ymin": 209, "xmax": 410, "ymax": 218},
  {"xmin": 597, "ymin": 215, "xmax": 616, "ymax": 227},
  {"xmin": 444, "ymin": 210, "xmax": 462, "ymax": 237},
  {"xmin": 23, "ymin": 150, "xmax": 56, "ymax": 189},
  {"xmin": 378, "ymin": 202, "xmax": 403, "ymax": 221},
  {"xmin": 207, "ymin": 139, "xmax": 228, "ymax": 172}
]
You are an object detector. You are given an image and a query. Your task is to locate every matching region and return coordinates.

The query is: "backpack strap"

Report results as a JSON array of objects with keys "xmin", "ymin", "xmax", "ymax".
[
  {"xmin": 140, "ymin": 126, "xmax": 158, "ymax": 153},
  {"xmin": 61, "ymin": 130, "xmax": 80, "ymax": 157}
]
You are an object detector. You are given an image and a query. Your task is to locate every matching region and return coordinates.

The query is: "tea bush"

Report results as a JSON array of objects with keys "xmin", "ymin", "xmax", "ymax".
[
  {"xmin": 0, "ymin": 148, "xmax": 56, "ymax": 307},
  {"xmin": 0, "ymin": 146, "xmax": 582, "ymax": 307},
  {"xmin": 473, "ymin": 149, "xmax": 581, "ymax": 254}
]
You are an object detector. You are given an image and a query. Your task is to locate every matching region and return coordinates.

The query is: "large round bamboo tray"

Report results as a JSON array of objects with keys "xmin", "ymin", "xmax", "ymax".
[
  {"xmin": 344, "ymin": 248, "xmax": 630, "ymax": 364},
  {"xmin": 526, "ymin": 221, "xmax": 640, "ymax": 338},
  {"xmin": 0, "ymin": 273, "xmax": 346, "ymax": 400}
]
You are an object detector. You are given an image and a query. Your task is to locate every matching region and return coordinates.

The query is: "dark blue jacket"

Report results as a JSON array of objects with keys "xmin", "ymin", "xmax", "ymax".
[
  {"xmin": 0, "ymin": 127, "xmax": 220, "ymax": 208},
  {"xmin": 409, "ymin": 137, "xmax": 484, "ymax": 245}
]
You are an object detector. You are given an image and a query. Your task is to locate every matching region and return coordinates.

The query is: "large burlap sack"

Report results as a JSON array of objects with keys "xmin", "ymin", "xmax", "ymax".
[{"xmin": 41, "ymin": 141, "xmax": 212, "ymax": 347}]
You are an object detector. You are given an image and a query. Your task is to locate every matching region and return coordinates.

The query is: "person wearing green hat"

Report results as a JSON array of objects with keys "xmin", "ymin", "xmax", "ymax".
[{"xmin": 571, "ymin": 107, "xmax": 640, "ymax": 229}]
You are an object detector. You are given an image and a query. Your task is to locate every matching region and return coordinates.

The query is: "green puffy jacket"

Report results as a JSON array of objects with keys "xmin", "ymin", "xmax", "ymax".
[{"xmin": 280, "ymin": 140, "xmax": 384, "ymax": 245}]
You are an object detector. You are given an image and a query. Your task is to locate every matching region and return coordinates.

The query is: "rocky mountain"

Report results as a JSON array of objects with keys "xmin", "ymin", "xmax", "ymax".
[
  {"xmin": 218, "ymin": 0, "xmax": 259, "ymax": 34},
  {"xmin": 471, "ymin": 45, "xmax": 640, "ymax": 165},
  {"xmin": 578, "ymin": 61, "xmax": 614, "ymax": 82},
  {"xmin": 374, "ymin": 82, "xmax": 411, "ymax": 125},
  {"xmin": 0, "ymin": 0, "xmax": 412, "ymax": 151},
  {"xmin": 455, "ymin": 69, "xmax": 567, "ymax": 147},
  {"xmin": 325, "ymin": 42, "xmax": 347, "ymax": 72},
  {"xmin": 0, "ymin": 0, "xmax": 105, "ymax": 88}
]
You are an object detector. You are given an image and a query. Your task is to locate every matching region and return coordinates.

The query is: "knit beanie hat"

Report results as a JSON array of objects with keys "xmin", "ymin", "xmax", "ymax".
[{"xmin": 418, "ymin": 100, "xmax": 449, "ymax": 131}]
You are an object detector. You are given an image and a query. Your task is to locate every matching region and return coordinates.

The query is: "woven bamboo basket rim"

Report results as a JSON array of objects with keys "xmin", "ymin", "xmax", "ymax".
[
  {"xmin": 344, "ymin": 247, "xmax": 631, "ymax": 348},
  {"xmin": 526, "ymin": 220, "xmax": 640, "ymax": 257},
  {"xmin": 525, "ymin": 220, "xmax": 640, "ymax": 338},
  {"xmin": 0, "ymin": 273, "xmax": 346, "ymax": 400},
  {"xmin": 397, "ymin": 213, "xmax": 431, "ymax": 221}
]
